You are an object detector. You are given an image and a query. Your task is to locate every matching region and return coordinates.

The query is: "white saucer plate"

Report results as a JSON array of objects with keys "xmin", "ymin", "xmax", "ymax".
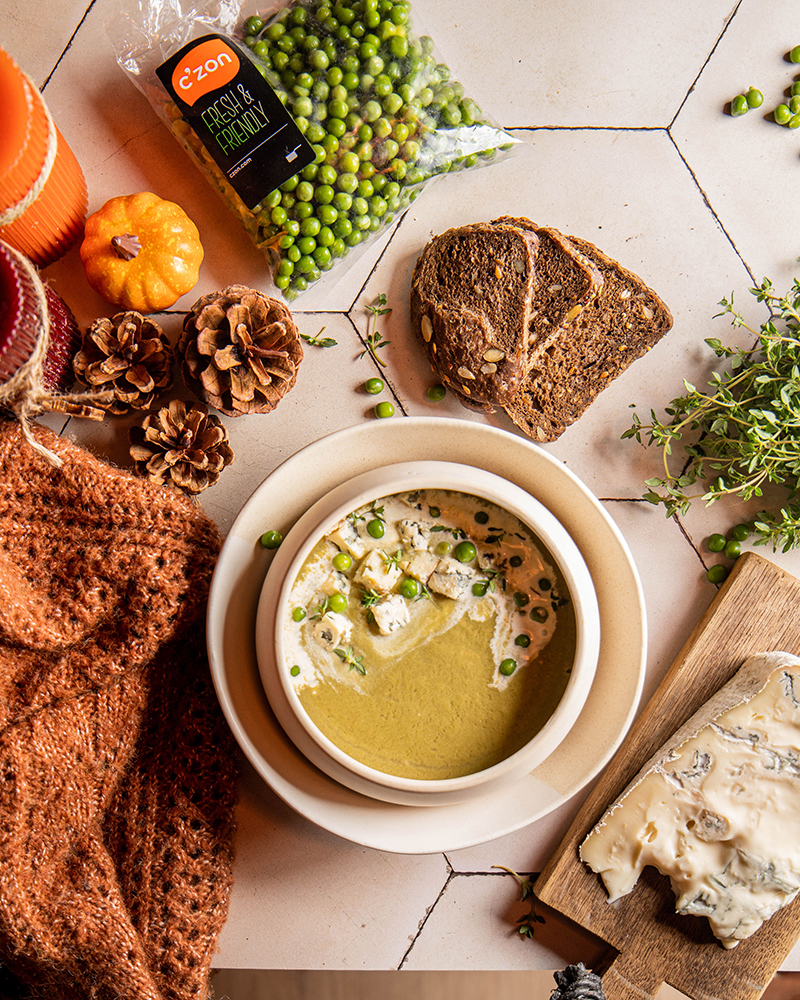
[{"xmin": 207, "ymin": 417, "xmax": 646, "ymax": 855}]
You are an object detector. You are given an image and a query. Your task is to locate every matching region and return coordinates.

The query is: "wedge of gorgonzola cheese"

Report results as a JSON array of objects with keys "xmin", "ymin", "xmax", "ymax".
[{"xmin": 580, "ymin": 651, "xmax": 800, "ymax": 949}]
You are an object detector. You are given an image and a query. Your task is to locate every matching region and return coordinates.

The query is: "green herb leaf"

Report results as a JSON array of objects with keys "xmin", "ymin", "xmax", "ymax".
[
  {"xmin": 492, "ymin": 866, "xmax": 546, "ymax": 938},
  {"xmin": 301, "ymin": 327, "xmax": 338, "ymax": 348},
  {"xmin": 334, "ymin": 645, "xmax": 366, "ymax": 675},
  {"xmin": 359, "ymin": 294, "xmax": 392, "ymax": 367},
  {"xmin": 625, "ymin": 277, "xmax": 800, "ymax": 550}
]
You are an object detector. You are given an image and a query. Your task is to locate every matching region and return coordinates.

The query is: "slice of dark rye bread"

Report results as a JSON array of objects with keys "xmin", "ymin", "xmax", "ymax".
[
  {"xmin": 491, "ymin": 217, "xmax": 604, "ymax": 358},
  {"xmin": 409, "ymin": 221, "xmax": 539, "ymax": 406},
  {"xmin": 503, "ymin": 228, "xmax": 674, "ymax": 441}
]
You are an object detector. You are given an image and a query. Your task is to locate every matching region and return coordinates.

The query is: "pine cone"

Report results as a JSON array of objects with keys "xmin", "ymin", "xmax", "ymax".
[
  {"xmin": 177, "ymin": 285, "xmax": 303, "ymax": 416},
  {"xmin": 129, "ymin": 399, "xmax": 234, "ymax": 495},
  {"xmin": 73, "ymin": 311, "xmax": 174, "ymax": 414}
]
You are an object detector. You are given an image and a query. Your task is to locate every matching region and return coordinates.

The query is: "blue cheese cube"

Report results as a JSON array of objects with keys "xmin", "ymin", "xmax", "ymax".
[
  {"xmin": 427, "ymin": 558, "xmax": 476, "ymax": 599},
  {"xmin": 311, "ymin": 612, "xmax": 352, "ymax": 650},
  {"xmin": 371, "ymin": 594, "xmax": 411, "ymax": 635},
  {"xmin": 327, "ymin": 518, "xmax": 368, "ymax": 559},
  {"xmin": 401, "ymin": 550, "xmax": 439, "ymax": 583},
  {"xmin": 353, "ymin": 549, "xmax": 403, "ymax": 593},
  {"xmin": 397, "ymin": 518, "xmax": 433, "ymax": 550}
]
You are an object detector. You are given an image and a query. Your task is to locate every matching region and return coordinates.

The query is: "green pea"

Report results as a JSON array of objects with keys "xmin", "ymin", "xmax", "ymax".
[
  {"xmin": 434, "ymin": 540, "xmax": 451, "ymax": 556},
  {"xmin": 332, "ymin": 552, "xmax": 353, "ymax": 571},
  {"xmin": 775, "ymin": 103, "xmax": 793, "ymax": 124},
  {"xmin": 365, "ymin": 377, "xmax": 384, "ymax": 394},
  {"xmin": 730, "ymin": 95, "xmax": 749, "ymax": 117},
  {"xmin": 723, "ymin": 539, "xmax": 741, "ymax": 559},
  {"xmin": 296, "ymin": 180, "xmax": 315, "ymax": 201},
  {"xmin": 731, "ymin": 523, "xmax": 751, "ymax": 542},
  {"xmin": 746, "ymin": 87, "xmax": 764, "ymax": 108},
  {"xmin": 474, "ymin": 510, "xmax": 489, "ymax": 524},
  {"xmin": 367, "ymin": 517, "xmax": 385, "ymax": 537},
  {"xmin": 514, "ymin": 634, "xmax": 531, "ymax": 648},
  {"xmin": 530, "ymin": 607, "xmax": 548, "ymax": 623},
  {"xmin": 290, "ymin": 664, "xmax": 301, "ymax": 677},
  {"xmin": 706, "ymin": 532, "xmax": 726, "ymax": 552},
  {"xmin": 513, "ymin": 591, "xmax": 529, "ymax": 608},
  {"xmin": 291, "ymin": 606, "xmax": 306, "ymax": 621},
  {"xmin": 789, "ymin": 114, "xmax": 800, "ymax": 129},
  {"xmin": 706, "ymin": 564, "xmax": 728, "ymax": 584},
  {"xmin": 472, "ymin": 581, "xmax": 488, "ymax": 596},
  {"xmin": 426, "ymin": 383, "xmax": 446, "ymax": 402},
  {"xmin": 509, "ymin": 555, "xmax": 522, "ymax": 568},
  {"xmin": 244, "ymin": 15, "xmax": 265, "ymax": 35},
  {"xmin": 499, "ymin": 658, "xmax": 517, "ymax": 676},
  {"xmin": 328, "ymin": 592, "xmax": 348, "ymax": 613},
  {"xmin": 374, "ymin": 401, "xmax": 394, "ymax": 418},
  {"xmin": 259, "ymin": 530, "xmax": 283, "ymax": 549},
  {"xmin": 792, "ymin": 80, "xmax": 800, "ymax": 97},
  {"xmin": 790, "ymin": 96, "xmax": 800, "ymax": 114},
  {"xmin": 453, "ymin": 540, "xmax": 477, "ymax": 563},
  {"xmin": 400, "ymin": 577, "xmax": 419, "ymax": 599},
  {"xmin": 271, "ymin": 206, "xmax": 288, "ymax": 225},
  {"xmin": 538, "ymin": 578, "xmax": 552, "ymax": 591},
  {"xmin": 791, "ymin": 45, "xmax": 800, "ymax": 63}
]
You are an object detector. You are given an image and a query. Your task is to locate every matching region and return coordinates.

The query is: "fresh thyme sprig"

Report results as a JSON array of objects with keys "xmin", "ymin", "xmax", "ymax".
[
  {"xmin": 625, "ymin": 278, "xmax": 800, "ymax": 552},
  {"xmin": 301, "ymin": 327, "xmax": 338, "ymax": 348},
  {"xmin": 334, "ymin": 645, "xmax": 366, "ymax": 675},
  {"xmin": 384, "ymin": 549, "xmax": 403, "ymax": 569},
  {"xmin": 360, "ymin": 588, "xmax": 382, "ymax": 623},
  {"xmin": 309, "ymin": 596, "xmax": 331, "ymax": 621},
  {"xmin": 492, "ymin": 866, "xmax": 546, "ymax": 938},
  {"xmin": 359, "ymin": 293, "xmax": 392, "ymax": 367}
]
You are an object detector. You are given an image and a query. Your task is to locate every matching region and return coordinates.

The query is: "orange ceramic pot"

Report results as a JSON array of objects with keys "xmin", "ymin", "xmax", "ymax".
[{"xmin": 0, "ymin": 48, "xmax": 88, "ymax": 268}]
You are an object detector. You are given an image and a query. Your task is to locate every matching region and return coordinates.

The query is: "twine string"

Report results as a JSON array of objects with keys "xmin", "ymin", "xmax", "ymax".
[
  {"xmin": 0, "ymin": 244, "xmax": 114, "ymax": 467},
  {"xmin": 0, "ymin": 72, "xmax": 59, "ymax": 228}
]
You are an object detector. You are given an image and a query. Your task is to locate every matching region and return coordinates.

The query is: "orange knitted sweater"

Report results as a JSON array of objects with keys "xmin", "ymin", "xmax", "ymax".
[{"xmin": 0, "ymin": 418, "xmax": 238, "ymax": 1000}]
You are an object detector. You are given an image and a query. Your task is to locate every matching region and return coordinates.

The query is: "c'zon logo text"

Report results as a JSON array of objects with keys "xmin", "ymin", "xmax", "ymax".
[{"xmin": 172, "ymin": 39, "xmax": 240, "ymax": 106}]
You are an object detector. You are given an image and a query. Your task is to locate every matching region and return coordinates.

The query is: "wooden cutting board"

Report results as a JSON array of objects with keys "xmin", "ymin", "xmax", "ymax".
[{"xmin": 534, "ymin": 551, "xmax": 800, "ymax": 1000}]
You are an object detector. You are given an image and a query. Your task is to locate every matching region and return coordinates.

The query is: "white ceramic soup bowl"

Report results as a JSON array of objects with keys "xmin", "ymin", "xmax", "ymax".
[{"xmin": 255, "ymin": 461, "xmax": 601, "ymax": 807}]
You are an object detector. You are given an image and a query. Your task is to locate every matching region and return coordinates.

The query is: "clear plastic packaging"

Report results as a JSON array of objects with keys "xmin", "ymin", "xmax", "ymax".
[{"xmin": 111, "ymin": 0, "xmax": 521, "ymax": 299}]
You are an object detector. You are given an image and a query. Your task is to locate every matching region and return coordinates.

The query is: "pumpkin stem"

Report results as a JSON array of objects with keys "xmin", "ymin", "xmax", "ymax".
[{"xmin": 111, "ymin": 233, "xmax": 142, "ymax": 261}]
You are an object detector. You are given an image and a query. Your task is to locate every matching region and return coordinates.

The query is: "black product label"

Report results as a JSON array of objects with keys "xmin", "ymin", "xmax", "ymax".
[{"xmin": 156, "ymin": 34, "xmax": 315, "ymax": 210}]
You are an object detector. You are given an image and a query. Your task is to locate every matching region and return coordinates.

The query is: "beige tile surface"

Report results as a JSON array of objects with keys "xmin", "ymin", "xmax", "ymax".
[{"xmin": 4, "ymin": 0, "xmax": 800, "ymax": 984}]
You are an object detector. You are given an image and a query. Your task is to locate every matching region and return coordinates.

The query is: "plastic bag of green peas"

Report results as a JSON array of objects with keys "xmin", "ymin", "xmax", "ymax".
[{"xmin": 111, "ymin": 0, "xmax": 521, "ymax": 300}]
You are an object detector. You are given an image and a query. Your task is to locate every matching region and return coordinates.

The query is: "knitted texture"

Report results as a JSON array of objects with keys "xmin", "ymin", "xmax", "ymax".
[{"xmin": 0, "ymin": 418, "xmax": 238, "ymax": 1000}]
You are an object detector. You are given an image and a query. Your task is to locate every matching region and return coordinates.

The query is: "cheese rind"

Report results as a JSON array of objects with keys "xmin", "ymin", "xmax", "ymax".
[{"xmin": 580, "ymin": 651, "xmax": 800, "ymax": 949}]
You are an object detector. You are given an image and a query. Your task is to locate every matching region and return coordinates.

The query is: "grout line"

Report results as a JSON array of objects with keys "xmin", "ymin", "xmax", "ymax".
[
  {"xmin": 396, "ymin": 861, "xmax": 454, "ymax": 969},
  {"xmin": 667, "ymin": 0, "xmax": 746, "ymax": 128},
  {"xmin": 508, "ymin": 124, "xmax": 665, "ymax": 135},
  {"xmin": 41, "ymin": 0, "xmax": 100, "ymax": 91},
  {"xmin": 665, "ymin": 133, "xmax": 757, "ymax": 286}
]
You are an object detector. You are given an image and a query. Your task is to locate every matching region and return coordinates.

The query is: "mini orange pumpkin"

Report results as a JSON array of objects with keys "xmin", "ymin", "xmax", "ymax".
[{"xmin": 80, "ymin": 191, "xmax": 204, "ymax": 313}]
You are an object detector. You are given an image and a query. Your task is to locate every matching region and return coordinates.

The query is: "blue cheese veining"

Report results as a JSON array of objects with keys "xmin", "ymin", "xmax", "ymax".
[{"xmin": 580, "ymin": 651, "xmax": 800, "ymax": 948}]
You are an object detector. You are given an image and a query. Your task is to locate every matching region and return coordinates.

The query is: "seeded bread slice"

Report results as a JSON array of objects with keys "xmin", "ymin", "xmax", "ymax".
[
  {"xmin": 491, "ymin": 217, "xmax": 604, "ymax": 360},
  {"xmin": 409, "ymin": 222, "xmax": 539, "ymax": 406},
  {"xmin": 503, "ymin": 232, "xmax": 673, "ymax": 442}
]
